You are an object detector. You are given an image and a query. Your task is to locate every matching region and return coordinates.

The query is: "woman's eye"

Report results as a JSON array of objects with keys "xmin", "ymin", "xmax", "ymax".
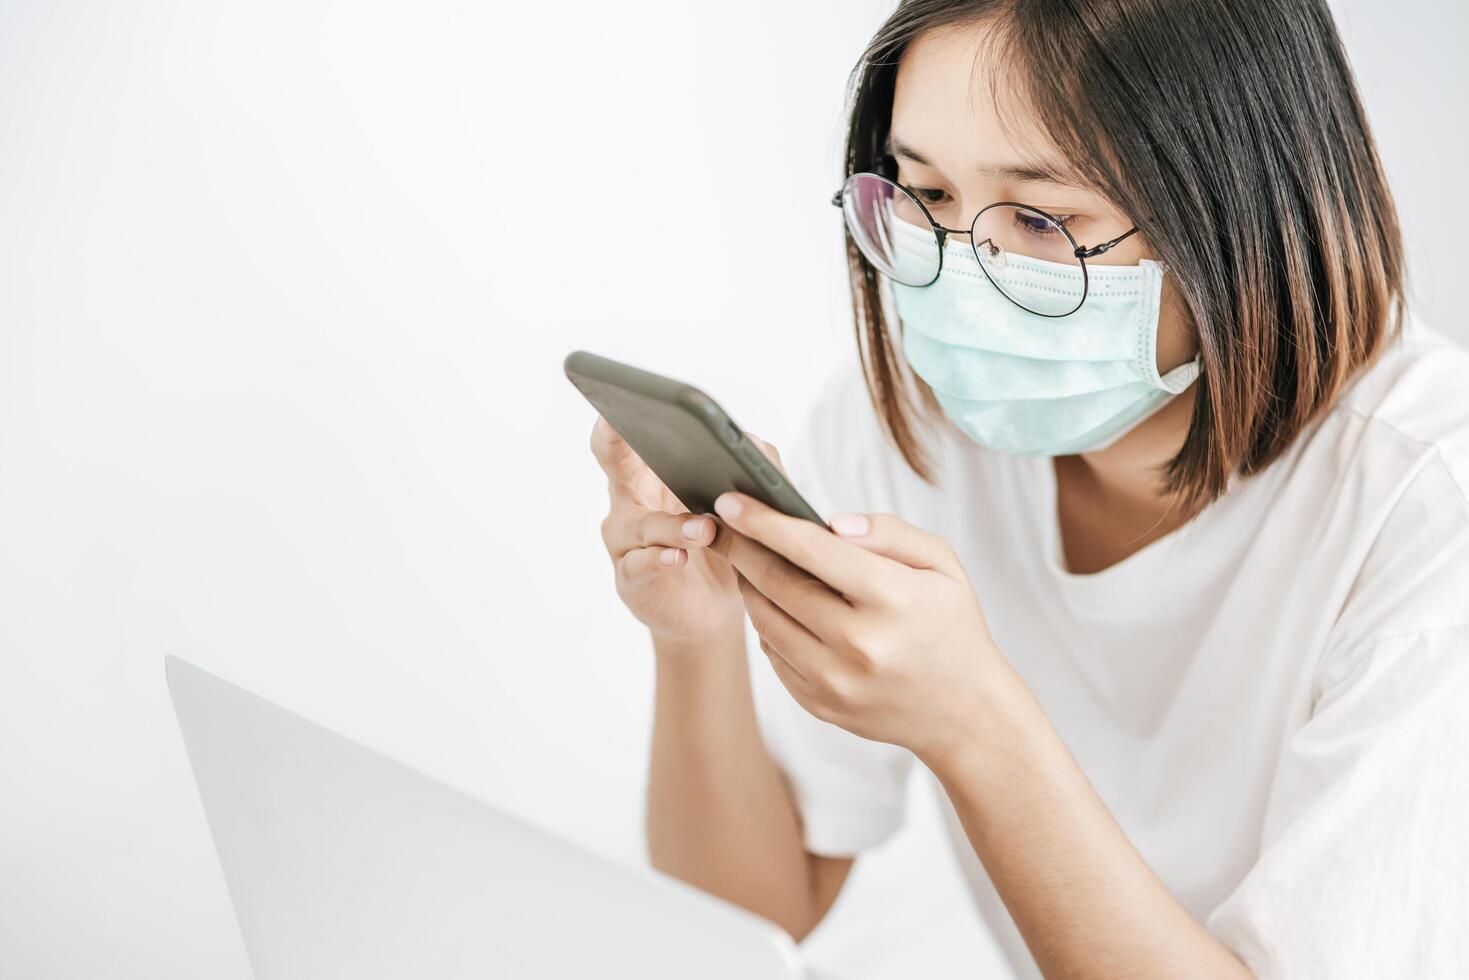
[
  {"xmin": 1014, "ymin": 211, "xmax": 1074, "ymax": 235},
  {"xmin": 907, "ymin": 186, "xmax": 950, "ymax": 206}
]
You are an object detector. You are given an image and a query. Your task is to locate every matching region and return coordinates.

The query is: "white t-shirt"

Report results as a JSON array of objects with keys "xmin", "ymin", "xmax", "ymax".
[{"xmin": 749, "ymin": 318, "xmax": 1469, "ymax": 979}]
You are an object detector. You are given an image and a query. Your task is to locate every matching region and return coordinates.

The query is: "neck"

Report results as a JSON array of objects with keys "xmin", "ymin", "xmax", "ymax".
[
  {"xmin": 1052, "ymin": 387, "xmax": 1199, "ymax": 573},
  {"xmin": 1079, "ymin": 385, "xmax": 1195, "ymax": 505}
]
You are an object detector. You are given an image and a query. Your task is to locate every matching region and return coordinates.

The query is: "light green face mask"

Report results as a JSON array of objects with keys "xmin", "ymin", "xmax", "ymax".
[{"xmin": 890, "ymin": 217, "xmax": 1201, "ymax": 457}]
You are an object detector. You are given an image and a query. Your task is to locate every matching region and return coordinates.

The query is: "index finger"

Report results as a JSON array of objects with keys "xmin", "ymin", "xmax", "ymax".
[
  {"xmin": 710, "ymin": 521, "xmax": 854, "ymax": 643},
  {"xmin": 712, "ymin": 491, "xmax": 894, "ymax": 605}
]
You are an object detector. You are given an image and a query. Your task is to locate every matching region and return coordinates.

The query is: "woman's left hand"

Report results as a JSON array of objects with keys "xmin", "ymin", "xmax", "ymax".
[{"xmin": 709, "ymin": 488, "xmax": 1011, "ymax": 764}]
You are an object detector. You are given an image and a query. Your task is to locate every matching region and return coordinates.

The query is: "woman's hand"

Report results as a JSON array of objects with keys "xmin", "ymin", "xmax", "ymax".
[
  {"xmin": 591, "ymin": 415, "xmax": 780, "ymax": 647},
  {"xmin": 709, "ymin": 490, "xmax": 1257, "ymax": 979},
  {"xmin": 708, "ymin": 490, "xmax": 1009, "ymax": 764}
]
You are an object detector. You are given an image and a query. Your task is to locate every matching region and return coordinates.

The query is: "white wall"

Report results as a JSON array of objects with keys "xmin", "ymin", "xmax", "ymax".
[
  {"xmin": 1330, "ymin": 0, "xmax": 1466, "ymax": 330},
  {"xmin": 1, "ymin": 3, "xmax": 1463, "ymax": 979}
]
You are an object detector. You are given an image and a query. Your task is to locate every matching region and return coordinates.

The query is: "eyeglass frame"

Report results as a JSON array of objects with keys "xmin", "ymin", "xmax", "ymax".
[{"xmin": 830, "ymin": 171, "xmax": 1141, "ymax": 319}]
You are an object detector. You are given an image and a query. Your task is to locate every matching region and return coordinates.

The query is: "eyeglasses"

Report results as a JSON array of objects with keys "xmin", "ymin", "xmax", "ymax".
[{"xmin": 831, "ymin": 171, "xmax": 1140, "ymax": 318}]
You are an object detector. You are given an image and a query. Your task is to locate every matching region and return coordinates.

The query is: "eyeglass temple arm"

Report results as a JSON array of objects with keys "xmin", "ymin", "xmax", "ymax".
[
  {"xmin": 1075, "ymin": 226, "xmax": 1140, "ymax": 260},
  {"xmin": 830, "ymin": 190, "xmax": 843, "ymax": 207}
]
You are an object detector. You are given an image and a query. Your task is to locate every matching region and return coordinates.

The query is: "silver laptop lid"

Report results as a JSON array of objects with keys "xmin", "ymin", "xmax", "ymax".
[{"xmin": 166, "ymin": 656, "xmax": 803, "ymax": 980}]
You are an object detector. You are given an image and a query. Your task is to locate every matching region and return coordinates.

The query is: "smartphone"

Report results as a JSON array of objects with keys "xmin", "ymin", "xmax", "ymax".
[{"xmin": 564, "ymin": 350, "xmax": 826, "ymax": 526}]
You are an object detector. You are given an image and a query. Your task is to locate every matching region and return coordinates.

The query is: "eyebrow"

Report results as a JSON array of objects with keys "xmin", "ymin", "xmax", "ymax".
[{"xmin": 884, "ymin": 134, "xmax": 1077, "ymax": 187}]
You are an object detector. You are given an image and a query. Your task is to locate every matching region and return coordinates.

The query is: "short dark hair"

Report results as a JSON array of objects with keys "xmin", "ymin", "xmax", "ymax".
[{"xmin": 841, "ymin": 0, "xmax": 1406, "ymax": 509}]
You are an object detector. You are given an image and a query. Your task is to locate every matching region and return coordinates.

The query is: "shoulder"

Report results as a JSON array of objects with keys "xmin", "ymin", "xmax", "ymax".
[
  {"xmin": 1312, "ymin": 317, "xmax": 1469, "ymax": 588},
  {"xmin": 785, "ymin": 362, "xmax": 883, "ymax": 486},
  {"xmin": 1334, "ymin": 318, "xmax": 1469, "ymax": 505},
  {"xmin": 800, "ymin": 361, "xmax": 881, "ymax": 440},
  {"xmin": 783, "ymin": 362, "xmax": 934, "ymax": 517},
  {"xmin": 1311, "ymin": 318, "xmax": 1469, "ymax": 689}
]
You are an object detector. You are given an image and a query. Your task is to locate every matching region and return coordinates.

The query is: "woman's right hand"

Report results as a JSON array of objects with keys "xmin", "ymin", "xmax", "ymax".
[{"xmin": 590, "ymin": 414, "xmax": 782, "ymax": 647}]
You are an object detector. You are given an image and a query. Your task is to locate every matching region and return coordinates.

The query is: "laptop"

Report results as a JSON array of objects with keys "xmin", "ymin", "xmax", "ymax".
[{"xmin": 165, "ymin": 656, "xmax": 804, "ymax": 979}]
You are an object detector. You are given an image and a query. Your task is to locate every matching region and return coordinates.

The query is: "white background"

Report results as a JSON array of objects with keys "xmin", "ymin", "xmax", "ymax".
[{"xmin": 2, "ymin": 2, "xmax": 1464, "ymax": 978}]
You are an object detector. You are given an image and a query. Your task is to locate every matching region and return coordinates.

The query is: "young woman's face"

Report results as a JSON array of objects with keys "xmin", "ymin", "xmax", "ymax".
[{"xmin": 890, "ymin": 23, "xmax": 1198, "ymax": 382}]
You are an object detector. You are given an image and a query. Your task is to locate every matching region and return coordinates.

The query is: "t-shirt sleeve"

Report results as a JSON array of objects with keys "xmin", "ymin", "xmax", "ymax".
[
  {"xmin": 747, "ymin": 365, "xmax": 918, "ymax": 857},
  {"xmin": 1206, "ymin": 455, "xmax": 1469, "ymax": 977}
]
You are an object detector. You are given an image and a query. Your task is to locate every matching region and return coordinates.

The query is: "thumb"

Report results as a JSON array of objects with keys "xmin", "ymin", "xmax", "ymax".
[
  {"xmin": 827, "ymin": 511, "xmax": 960, "ymax": 575},
  {"xmin": 591, "ymin": 414, "xmax": 648, "ymax": 491}
]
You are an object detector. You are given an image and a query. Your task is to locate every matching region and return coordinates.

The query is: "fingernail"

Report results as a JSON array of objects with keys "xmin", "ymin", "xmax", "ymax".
[
  {"xmin": 659, "ymin": 548, "xmax": 682, "ymax": 566},
  {"xmin": 714, "ymin": 493, "xmax": 742, "ymax": 520},
  {"xmin": 681, "ymin": 517, "xmax": 705, "ymax": 540},
  {"xmin": 831, "ymin": 512, "xmax": 870, "ymax": 536}
]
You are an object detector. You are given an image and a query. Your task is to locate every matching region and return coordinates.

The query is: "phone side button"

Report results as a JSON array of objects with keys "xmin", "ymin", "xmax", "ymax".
[{"xmin": 756, "ymin": 463, "xmax": 779, "ymax": 485}]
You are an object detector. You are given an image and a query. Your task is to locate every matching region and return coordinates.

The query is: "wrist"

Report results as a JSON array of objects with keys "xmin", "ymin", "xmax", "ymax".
[
  {"xmin": 651, "ymin": 621, "xmax": 747, "ymax": 664},
  {"xmin": 652, "ymin": 626, "xmax": 754, "ymax": 711},
  {"xmin": 914, "ymin": 660, "xmax": 1051, "ymax": 783}
]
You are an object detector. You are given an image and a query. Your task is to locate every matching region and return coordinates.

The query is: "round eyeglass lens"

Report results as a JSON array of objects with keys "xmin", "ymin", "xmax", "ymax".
[
  {"xmin": 970, "ymin": 204, "xmax": 1086, "ymax": 317},
  {"xmin": 840, "ymin": 173, "xmax": 941, "ymax": 287}
]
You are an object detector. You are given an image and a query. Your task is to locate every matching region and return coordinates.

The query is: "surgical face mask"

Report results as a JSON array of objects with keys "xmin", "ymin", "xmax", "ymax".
[{"xmin": 889, "ymin": 216, "xmax": 1201, "ymax": 457}]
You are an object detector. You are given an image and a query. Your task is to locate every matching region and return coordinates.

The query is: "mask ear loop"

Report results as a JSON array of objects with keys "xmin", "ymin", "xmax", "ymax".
[
  {"xmin": 1158, "ymin": 355, "xmax": 1202, "ymax": 394},
  {"xmin": 1142, "ymin": 258, "xmax": 1203, "ymax": 394}
]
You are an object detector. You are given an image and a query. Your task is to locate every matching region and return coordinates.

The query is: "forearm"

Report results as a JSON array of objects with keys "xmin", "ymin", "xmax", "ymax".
[
  {"xmin": 646, "ymin": 626, "xmax": 835, "ymax": 939},
  {"xmin": 922, "ymin": 663, "xmax": 1251, "ymax": 979}
]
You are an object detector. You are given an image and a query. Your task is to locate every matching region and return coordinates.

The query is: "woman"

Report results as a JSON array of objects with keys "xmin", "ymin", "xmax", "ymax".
[{"xmin": 588, "ymin": 1, "xmax": 1468, "ymax": 976}]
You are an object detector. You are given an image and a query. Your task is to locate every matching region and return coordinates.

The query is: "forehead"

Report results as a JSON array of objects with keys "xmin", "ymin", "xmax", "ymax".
[{"xmin": 890, "ymin": 21, "xmax": 1060, "ymax": 174}]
